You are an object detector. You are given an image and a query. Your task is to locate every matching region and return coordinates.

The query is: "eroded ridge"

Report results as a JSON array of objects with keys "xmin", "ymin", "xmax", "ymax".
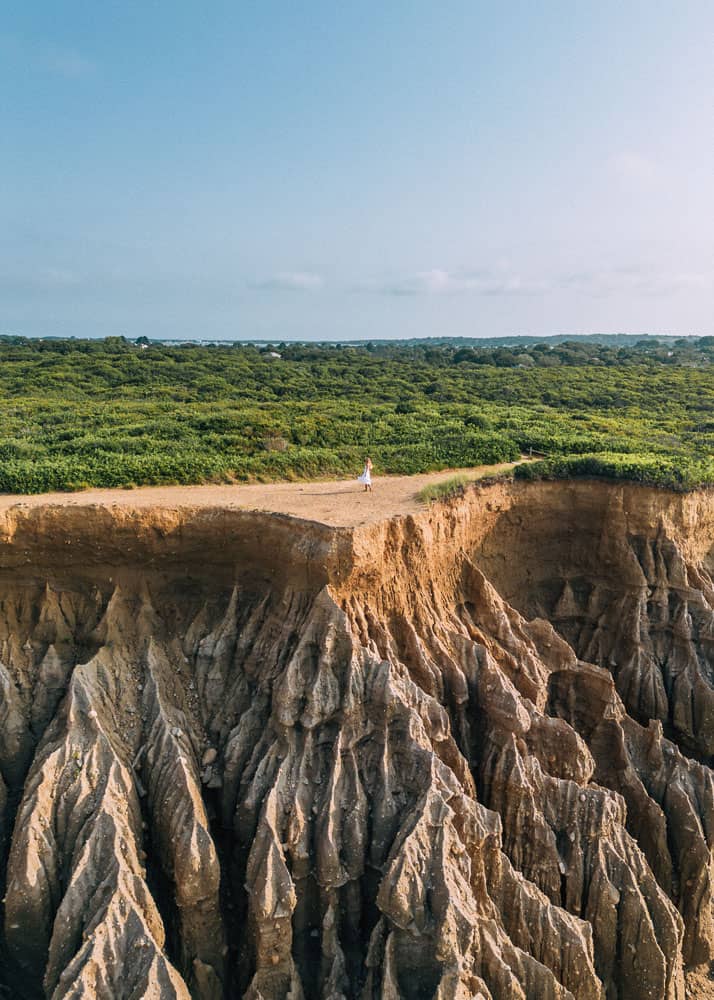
[{"xmin": 0, "ymin": 482, "xmax": 713, "ymax": 998}]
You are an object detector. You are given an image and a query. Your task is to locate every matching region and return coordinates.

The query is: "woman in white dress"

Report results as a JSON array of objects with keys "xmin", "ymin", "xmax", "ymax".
[{"xmin": 358, "ymin": 456, "xmax": 373, "ymax": 492}]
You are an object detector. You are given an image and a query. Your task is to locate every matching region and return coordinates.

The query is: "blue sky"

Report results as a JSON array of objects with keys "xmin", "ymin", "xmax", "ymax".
[{"xmin": 1, "ymin": 2, "xmax": 712, "ymax": 340}]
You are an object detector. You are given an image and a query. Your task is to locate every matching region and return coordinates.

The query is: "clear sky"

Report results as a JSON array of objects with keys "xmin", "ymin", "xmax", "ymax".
[{"xmin": 1, "ymin": 2, "xmax": 712, "ymax": 340}]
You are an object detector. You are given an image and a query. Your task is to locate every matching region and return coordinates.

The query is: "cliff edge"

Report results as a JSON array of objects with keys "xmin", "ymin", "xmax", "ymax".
[{"xmin": 1, "ymin": 479, "xmax": 714, "ymax": 999}]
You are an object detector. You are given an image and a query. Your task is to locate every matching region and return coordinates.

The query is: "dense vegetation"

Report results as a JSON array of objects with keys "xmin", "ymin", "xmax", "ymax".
[{"xmin": 1, "ymin": 334, "xmax": 713, "ymax": 493}]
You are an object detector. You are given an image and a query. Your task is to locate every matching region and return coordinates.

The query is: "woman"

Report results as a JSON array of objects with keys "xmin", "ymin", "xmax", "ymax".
[{"xmin": 358, "ymin": 457, "xmax": 373, "ymax": 492}]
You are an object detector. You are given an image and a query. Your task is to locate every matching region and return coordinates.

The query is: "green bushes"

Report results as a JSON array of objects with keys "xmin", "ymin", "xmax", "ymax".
[
  {"xmin": 515, "ymin": 454, "xmax": 714, "ymax": 491},
  {"xmin": 0, "ymin": 336, "xmax": 712, "ymax": 493},
  {"xmin": 0, "ymin": 453, "xmax": 236, "ymax": 493},
  {"xmin": 377, "ymin": 432, "xmax": 519, "ymax": 475}
]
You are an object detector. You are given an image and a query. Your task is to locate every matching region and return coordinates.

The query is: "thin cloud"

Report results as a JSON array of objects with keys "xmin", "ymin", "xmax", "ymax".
[
  {"xmin": 608, "ymin": 151, "xmax": 662, "ymax": 189},
  {"xmin": 561, "ymin": 267, "xmax": 713, "ymax": 298},
  {"xmin": 362, "ymin": 264, "xmax": 713, "ymax": 301},
  {"xmin": 0, "ymin": 33, "xmax": 95, "ymax": 78},
  {"xmin": 0, "ymin": 267, "xmax": 83, "ymax": 292},
  {"xmin": 249, "ymin": 272, "xmax": 324, "ymax": 292},
  {"xmin": 46, "ymin": 49, "xmax": 94, "ymax": 79},
  {"xmin": 369, "ymin": 268, "xmax": 549, "ymax": 297}
]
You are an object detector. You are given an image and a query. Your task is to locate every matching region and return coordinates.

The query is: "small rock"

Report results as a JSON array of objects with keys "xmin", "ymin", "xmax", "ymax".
[{"xmin": 202, "ymin": 748, "xmax": 217, "ymax": 766}]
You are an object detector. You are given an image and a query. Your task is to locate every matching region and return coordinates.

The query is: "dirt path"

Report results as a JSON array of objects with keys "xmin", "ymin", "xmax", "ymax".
[{"xmin": 0, "ymin": 460, "xmax": 526, "ymax": 528}]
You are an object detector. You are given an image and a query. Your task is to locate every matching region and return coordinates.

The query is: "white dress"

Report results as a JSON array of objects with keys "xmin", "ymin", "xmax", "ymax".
[{"xmin": 358, "ymin": 465, "xmax": 372, "ymax": 485}]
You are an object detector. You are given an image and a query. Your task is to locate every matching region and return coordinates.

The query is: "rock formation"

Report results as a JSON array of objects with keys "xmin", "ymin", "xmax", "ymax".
[{"xmin": 0, "ymin": 482, "xmax": 713, "ymax": 997}]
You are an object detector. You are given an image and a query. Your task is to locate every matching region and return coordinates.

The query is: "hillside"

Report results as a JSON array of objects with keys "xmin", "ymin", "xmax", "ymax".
[{"xmin": 1, "ymin": 478, "xmax": 714, "ymax": 997}]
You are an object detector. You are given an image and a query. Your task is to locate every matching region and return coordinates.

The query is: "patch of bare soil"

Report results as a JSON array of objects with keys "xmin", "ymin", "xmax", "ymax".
[{"xmin": 0, "ymin": 461, "xmax": 524, "ymax": 527}]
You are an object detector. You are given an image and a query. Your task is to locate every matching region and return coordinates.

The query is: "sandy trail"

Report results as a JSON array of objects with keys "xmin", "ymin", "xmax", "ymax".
[{"xmin": 0, "ymin": 461, "xmax": 525, "ymax": 528}]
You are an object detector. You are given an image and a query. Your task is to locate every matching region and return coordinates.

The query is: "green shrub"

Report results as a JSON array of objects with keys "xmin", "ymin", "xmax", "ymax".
[
  {"xmin": 514, "ymin": 453, "xmax": 714, "ymax": 491},
  {"xmin": 417, "ymin": 475, "xmax": 470, "ymax": 503}
]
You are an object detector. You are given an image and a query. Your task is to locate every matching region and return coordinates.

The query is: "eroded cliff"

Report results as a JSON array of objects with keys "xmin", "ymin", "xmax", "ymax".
[{"xmin": 0, "ymin": 481, "xmax": 713, "ymax": 999}]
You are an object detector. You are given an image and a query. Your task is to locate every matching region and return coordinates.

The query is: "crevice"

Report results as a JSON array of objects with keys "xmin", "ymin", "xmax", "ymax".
[
  {"xmin": 291, "ymin": 873, "xmax": 322, "ymax": 996},
  {"xmin": 204, "ymin": 783, "xmax": 238, "ymax": 999},
  {"xmin": 142, "ymin": 800, "xmax": 183, "ymax": 975}
]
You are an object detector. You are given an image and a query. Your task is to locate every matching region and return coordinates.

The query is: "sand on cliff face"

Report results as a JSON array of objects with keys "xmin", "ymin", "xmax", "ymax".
[{"xmin": 0, "ymin": 461, "xmax": 523, "ymax": 526}]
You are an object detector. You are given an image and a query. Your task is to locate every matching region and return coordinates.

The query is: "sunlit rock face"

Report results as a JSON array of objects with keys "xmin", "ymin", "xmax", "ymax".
[{"xmin": 0, "ymin": 481, "xmax": 713, "ymax": 999}]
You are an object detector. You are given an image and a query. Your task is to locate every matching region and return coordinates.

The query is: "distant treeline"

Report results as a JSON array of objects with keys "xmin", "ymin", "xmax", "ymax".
[{"xmin": 0, "ymin": 335, "xmax": 712, "ymax": 492}]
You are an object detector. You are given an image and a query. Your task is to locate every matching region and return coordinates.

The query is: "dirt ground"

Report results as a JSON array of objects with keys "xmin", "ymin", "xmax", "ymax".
[{"xmin": 0, "ymin": 461, "xmax": 524, "ymax": 528}]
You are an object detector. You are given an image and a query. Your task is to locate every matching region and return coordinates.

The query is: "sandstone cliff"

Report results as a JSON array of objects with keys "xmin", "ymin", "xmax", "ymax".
[{"xmin": 0, "ymin": 481, "xmax": 713, "ymax": 998}]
